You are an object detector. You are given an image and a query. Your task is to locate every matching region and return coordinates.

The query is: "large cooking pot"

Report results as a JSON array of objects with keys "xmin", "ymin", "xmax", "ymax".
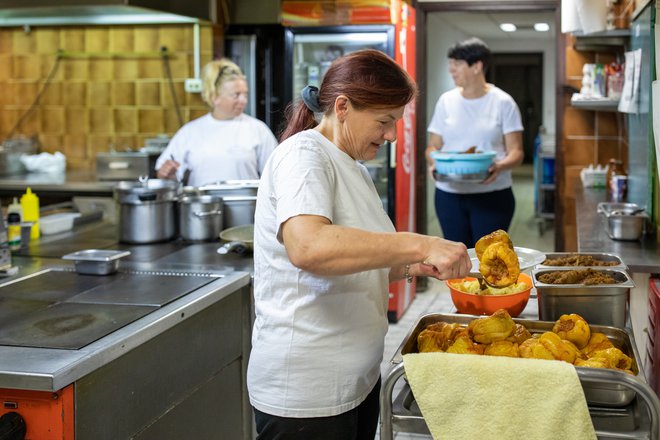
[
  {"xmin": 178, "ymin": 195, "xmax": 223, "ymax": 241},
  {"xmin": 114, "ymin": 179, "xmax": 178, "ymax": 243},
  {"xmin": 220, "ymin": 196, "xmax": 257, "ymax": 228},
  {"xmin": 218, "ymin": 224, "xmax": 254, "ymax": 255},
  {"xmin": 199, "ymin": 181, "xmax": 258, "ymax": 228}
]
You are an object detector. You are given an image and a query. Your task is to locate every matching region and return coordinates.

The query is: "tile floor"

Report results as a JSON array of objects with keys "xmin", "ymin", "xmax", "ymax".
[{"xmin": 377, "ymin": 165, "xmax": 555, "ymax": 439}]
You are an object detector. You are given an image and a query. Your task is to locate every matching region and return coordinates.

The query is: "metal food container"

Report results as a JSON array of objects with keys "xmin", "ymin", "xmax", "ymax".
[
  {"xmin": 62, "ymin": 249, "xmax": 131, "ymax": 275},
  {"xmin": 597, "ymin": 202, "xmax": 648, "ymax": 241},
  {"xmin": 391, "ymin": 313, "xmax": 643, "ymax": 407},
  {"xmin": 537, "ymin": 252, "xmax": 627, "ymax": 270},
  {"xmin": 96, "ymin": 151, "xmax": 159, "ymax": 181},
  {"xmin": 532, "ymin": 268, "xmax": 634, "ymax": 328},
  {"xmin": 606, "ymin": 212, "xmax": 647, "ymax": 241}
]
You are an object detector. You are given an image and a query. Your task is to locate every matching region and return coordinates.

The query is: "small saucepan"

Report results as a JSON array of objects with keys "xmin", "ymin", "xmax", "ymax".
[{"xmin": 218, "ymin": 224, "xmax": 254, "ymax": 255}]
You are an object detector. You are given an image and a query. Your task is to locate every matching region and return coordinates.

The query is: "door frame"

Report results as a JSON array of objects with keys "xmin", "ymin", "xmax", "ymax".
[{"xmin": 413, "ymin": 0, "xmax": 562, "ymax": 249}]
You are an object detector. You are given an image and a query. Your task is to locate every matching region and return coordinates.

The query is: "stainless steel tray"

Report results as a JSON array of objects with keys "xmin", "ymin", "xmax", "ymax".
[
  {"xmin": 537, "ymin": 252, "xmax": 627, "ymax": 271},
  {"xmin": 390, "ymin": 313, "xmax": 642, "ymax": 407},
  {"xmin": 531, "ymin": 268, "xmax": 634, "ymax": 328}
]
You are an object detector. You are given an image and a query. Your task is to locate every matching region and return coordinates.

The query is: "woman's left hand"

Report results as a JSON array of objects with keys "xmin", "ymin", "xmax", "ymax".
[{"xmin": 482, "ymin": 161, "xmax": 502, "ymax": 184}]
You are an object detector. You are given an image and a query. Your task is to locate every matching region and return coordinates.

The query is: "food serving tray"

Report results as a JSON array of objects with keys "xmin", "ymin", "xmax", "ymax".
[
  {"xmin": 432, "ymin": 170, "xmax": 488, "ymax": 183},
  {"xmin": 537, "ymin": 252, "xmax": 627, "ymax": 270},
  {"xmin": 390, "ymin": 313, "xmax": 643, "ymax": 407}
]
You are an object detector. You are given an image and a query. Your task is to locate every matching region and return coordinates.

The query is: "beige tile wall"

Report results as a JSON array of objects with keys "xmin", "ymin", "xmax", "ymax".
[{"xmin": 0, "ymin": 24, "xmax": 215, "ymax": 170}]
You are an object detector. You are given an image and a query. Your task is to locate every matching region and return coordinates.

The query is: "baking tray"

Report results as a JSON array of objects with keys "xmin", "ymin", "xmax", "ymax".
[
  {"xmin": 390, "ymin": 313, "xmax": 643, "ymax": 407},
  {"xmin": 537, "ymin": 252, "xmax": 627, "ymax": 271}
]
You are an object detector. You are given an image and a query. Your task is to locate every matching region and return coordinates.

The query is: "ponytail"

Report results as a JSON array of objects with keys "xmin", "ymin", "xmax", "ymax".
[{"xmin": 279, "ymin": 100, "xmax": 318, "ymax": 142}]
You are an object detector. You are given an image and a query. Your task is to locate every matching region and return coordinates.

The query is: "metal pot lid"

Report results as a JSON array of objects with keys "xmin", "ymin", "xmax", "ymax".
[
  {"xmin": 114, "ymin": 179, "xmax": 179, "ymax": 204},
  {"xmin": 179, "ymin": 195, "xmax": 222, "ymax": 205}
]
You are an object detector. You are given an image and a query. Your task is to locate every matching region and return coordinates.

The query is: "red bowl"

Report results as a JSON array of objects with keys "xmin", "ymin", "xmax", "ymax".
[{"xmin": 446, "ymin": 273, "xmax": 533, "ymax": 317}]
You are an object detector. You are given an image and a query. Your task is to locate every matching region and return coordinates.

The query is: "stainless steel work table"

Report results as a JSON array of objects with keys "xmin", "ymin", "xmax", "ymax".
[
  {"xmin": 0, "ymin": 220, "xmax": 256, "ymax": 439},
  {"xmin": 0, "ymin": 170, "xmax": 115, "ymax": 198},
  {"xmin": 0, "ymin": 270, "xmax": 251, "ymax": 392},
  {"xmin": 576, "ymin": 185, "xmax": 660, "ymax": 273}
]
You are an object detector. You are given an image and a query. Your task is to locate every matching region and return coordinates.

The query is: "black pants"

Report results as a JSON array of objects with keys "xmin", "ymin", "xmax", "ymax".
[
  {"xmin": 254, "ymin": 378, "xmax": 381, "ymax": 440},
  {"xmin": 434, "ymin": 187, "xmax": 516, "ymax": 248}
]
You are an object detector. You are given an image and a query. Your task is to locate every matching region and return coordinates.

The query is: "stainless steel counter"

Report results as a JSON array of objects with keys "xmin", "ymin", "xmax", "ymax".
[
  {"xmin": 576, "ymin": 185, "xmax": 660, "ymax": 273},
  {"xmin": 0, "ymin": 170, "xmax": 115, "ymax": 198},
  {"xmin": 0, "ymin": 270, "xmax": 250, "ymax": 391},
  {"xmin": 0, "ymin": 216, "xmax": 255, "ymax": 392}
]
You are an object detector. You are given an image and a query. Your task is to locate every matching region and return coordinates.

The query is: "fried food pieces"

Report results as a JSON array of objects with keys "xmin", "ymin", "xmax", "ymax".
[
  {"xmin": 415, "ymin": 309, "xmax": 635, "ymax": 375},
  {"xmin": 552, "ymin": 314, "xmax": 591, "ymax": 349},
  {"xmin": 468, "ymin": 309, "xmax": 516, "ymax": 344},
  {"xmin": 475, "ymin": 230, "xmax": 520, "ymax": 288},
  {"xmin": 417, "ymin": 322, "xmax": 463, "ymax": 352},
  {"xmin": 479, "ymin": 242, "xmax": 521, "ymax": 287},
  {"xmin": 475, "ymin": 229, "xmax": 513, "ymax": 260}
]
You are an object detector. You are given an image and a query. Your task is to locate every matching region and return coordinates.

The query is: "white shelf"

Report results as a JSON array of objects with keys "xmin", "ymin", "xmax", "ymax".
[{"xmin": 571, "ymin": 97, "xmax": 620, "ymax": 112}]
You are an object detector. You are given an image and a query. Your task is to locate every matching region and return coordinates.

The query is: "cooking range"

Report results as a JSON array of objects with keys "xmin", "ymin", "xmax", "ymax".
[
  {"xmin": 0, "ymin": 266, "xmax": 252, "ymax": 439},
  {"xmin": 0, "ymin": 268, "xmax": 216, "ymax": 349}
]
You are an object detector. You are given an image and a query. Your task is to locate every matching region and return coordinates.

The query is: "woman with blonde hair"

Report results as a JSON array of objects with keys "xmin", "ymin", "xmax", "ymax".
[{"xmin": 156, "ymin": 58, "xmax": 277, "ymax": 186}]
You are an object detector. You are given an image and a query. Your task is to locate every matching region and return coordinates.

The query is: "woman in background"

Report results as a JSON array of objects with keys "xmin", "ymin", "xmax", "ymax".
[
  {"xmin": 249, "ymin": 49, "xmax": 470, "ymax": 440},
  {"xmin": 425, "ymin": 37, "xmax": 524, "ymax": 248},
  {"xmin": 155, "ymin": 58, "xmax": 277, "ymax": 186}
]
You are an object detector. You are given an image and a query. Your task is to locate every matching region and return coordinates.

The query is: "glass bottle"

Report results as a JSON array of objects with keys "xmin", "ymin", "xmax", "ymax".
[{"xmin": 605, "ymin": 159, "xmax": 625, "ymax": 201}]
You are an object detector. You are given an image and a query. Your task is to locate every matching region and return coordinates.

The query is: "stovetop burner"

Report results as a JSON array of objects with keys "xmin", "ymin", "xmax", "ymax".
[{"xmin": 0, "ymin": 268, "xmax": 220, "ymax": 350}]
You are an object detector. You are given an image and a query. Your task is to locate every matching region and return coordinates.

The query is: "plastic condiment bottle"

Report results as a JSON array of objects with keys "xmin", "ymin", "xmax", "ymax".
[
  {"xmin": 6, "ymin": 212, "xmax": 20, "ymax": 251},
  {"xmin": 20, "ymin": 187, "xmax": 40, "ymax": 240}
]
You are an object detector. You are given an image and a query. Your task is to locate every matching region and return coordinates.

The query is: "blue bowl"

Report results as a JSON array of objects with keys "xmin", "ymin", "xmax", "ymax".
[{"xmin": 430, "ymin": 151, "xmax": 496, "ymax": 176}]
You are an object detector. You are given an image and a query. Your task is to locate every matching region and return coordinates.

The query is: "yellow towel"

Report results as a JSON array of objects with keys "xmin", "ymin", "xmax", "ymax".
[{"xmin": 402, "ymin": 352, "xmax": 597, "ymax": 440}]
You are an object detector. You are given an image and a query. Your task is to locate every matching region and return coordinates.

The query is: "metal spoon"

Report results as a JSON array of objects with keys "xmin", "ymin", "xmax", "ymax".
[{"xmin": 468, "ymin": 270, "xmax": 491, "ymax": 290}]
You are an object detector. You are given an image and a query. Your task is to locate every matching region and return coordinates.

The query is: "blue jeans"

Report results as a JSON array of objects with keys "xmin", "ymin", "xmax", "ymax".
[
  {"xmin": 253, "ymin": 378, "xmax": 381, "ymax": 440},
  {"xmin": 434, "ymin": 187, "xmax": 516, "ymax": 248}
]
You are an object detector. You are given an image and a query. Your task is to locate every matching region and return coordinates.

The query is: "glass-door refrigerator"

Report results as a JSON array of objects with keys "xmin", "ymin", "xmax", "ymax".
[{"xmin": 284, "ymin": 18, "xmax": 417, "ymax": 322}]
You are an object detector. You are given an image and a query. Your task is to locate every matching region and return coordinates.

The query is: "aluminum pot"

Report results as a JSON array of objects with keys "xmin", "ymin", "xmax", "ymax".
[
  {"xmin": 178, "ymin": 195, "xmax": 223, "ymax": 241},
  {"xmin": 221, "ymin": 196, "xmax": 257, "ymax": 229},
  {"xmin": 114, "ymin": 179, "xmax": 178, "ymax": 243}
]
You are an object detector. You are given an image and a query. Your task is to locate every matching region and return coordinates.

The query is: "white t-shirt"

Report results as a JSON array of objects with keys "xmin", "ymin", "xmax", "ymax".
[
  {"xmin": 248, "ymin": 129, "xmax": 394, "ymax": 418},
  {"xmin": 427, "ymin": 85, "xmax": 523, "ymax": 194},
  {"xmin": 155, "ymin": 113, "xmax": 278, "ymax": 187}
]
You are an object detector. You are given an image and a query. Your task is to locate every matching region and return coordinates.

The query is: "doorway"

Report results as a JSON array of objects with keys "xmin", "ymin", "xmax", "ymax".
[
  {"xmin": 416, "ymin": 3, "xmax": 559, "ymax": 250},
  {"xmin": 488, "ymin": 53, "xmax": 544, "ymax": 164}
]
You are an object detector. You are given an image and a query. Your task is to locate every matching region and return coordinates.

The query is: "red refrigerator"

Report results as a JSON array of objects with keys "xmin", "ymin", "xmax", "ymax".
[{"xmin": 283, "ymin": 2, "xmax": 417, "ymax": 322}]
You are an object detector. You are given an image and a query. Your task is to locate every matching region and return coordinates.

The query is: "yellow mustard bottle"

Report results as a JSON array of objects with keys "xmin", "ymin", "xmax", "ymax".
[{"xmin": 20, "ymin": 187, "xmax": 40, "ymax": 240}]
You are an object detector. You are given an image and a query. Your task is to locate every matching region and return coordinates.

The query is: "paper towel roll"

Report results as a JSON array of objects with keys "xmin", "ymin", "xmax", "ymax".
[
  {"xmin": 561, "ymin": 0, "xmax": 582, "ymax": 33},
  {"xmin": 576, "ymin": 0, "xmax": 607, "ymax": 34}
]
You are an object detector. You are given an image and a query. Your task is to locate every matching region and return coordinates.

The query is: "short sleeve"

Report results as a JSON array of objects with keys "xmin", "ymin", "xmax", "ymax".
[
  {"xmin": 500, "ymin": 95, "xmax": 524, "ymax": 134},
  {"xmin": 427, "ymin": 95, "xmax": 447, "ymax": 136},
  {"xmin": 271, "ymin": 142, "xmax": 335, "ymax": 235},
  {"xmin": 255, "ymin": 121, "xmax": 279, "ymax": 175}
]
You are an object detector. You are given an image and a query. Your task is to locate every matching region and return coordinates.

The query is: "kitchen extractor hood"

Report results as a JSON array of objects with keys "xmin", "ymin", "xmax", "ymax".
[{"xmin": 0, "ymin": 0, "xmax": 216, "ymax": 26}]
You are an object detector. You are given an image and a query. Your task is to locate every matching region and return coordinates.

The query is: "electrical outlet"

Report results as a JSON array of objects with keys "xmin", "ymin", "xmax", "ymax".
[{"xmin": 184, "ymin": 78, "xmax": 203, "ymax": 93}]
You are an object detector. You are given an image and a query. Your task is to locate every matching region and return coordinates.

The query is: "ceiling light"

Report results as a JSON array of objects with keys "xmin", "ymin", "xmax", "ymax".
[
  {"xmin": 534, "ymin": 22, "xmax": 550, "ymax": 32},
  {"xmin": 499, "ymin": 23, "xmax": 517, "ymax": 32}
]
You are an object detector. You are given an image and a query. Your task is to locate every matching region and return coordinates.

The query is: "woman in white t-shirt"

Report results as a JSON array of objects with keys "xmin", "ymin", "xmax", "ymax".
[
  {"xmin": 155, "ymin": 59, "xmax": 277, "ymax": 186},
  {"xmin": 425, "ymin": 38, "xmax": 524, "ymax": 248},
  {"xmin": 249, "ymin": 49, "xmax": 471, "ymax": 440}
]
